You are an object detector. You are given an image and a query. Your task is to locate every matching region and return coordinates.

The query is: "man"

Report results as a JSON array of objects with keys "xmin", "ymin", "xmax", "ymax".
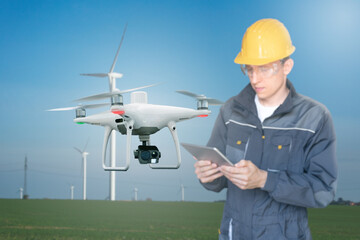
[{"xmin": 194, "ymin": 18, "xmax": 337, "ymax": 240}]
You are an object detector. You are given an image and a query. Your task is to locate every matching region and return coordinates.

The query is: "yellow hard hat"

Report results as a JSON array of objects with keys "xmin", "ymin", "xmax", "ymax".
[{"xmin": 234, "ymin": 18, "xmax": 295, "ymax": 65}]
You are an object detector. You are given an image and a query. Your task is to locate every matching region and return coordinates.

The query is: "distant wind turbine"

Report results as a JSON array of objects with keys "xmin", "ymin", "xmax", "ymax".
[
  {"xmin": 23, "ymin": 155, "xmax": 29, "ymax": 199},
  {"xmin": 181, "ymin": 184, "xmax": 185, "ymax": 202},
  {"xmin": 74, "ymin": 139, "xmax": 89, "ymax": 200},
  {"xmin": 70, "ymin": 185, "xmax": 75, "ymax": 200},
  {"xmin": 134, "ymin": 187, "xmax": 138, "ymax": 201},
  {"xmin": 19, "ymin": 188, "xmax": 23, "ymax": 199}
]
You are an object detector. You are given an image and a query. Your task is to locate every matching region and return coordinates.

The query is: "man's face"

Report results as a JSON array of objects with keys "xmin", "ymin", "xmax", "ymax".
[{"xmin": 243, "ymin": 59, "xmax": 293, "ymax": 106}]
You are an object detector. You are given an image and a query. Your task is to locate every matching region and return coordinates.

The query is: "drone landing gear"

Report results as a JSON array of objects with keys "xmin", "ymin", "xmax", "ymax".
[
  {"xmin": 102, "ymin": 120, "xmax": 133, "ymax": 171},
  {"xmin": 149, "ymin": 121, "xmax": 181, "ymax": 169}
]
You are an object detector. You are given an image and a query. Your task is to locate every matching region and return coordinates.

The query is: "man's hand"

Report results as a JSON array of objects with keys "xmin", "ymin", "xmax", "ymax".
[
  {"xmin": 194, "ymin": 160, "xmax": 224, "ymax": 183},
  {"xmin": 220, "ymin": 160, "xmax": 268, "ymax": 190}
]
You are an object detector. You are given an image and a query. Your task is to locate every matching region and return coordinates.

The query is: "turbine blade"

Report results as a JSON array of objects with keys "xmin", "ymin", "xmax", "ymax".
[
  {"xmin": 74, "ymin": 147, "xmax": 83, "ymax": 154},
  {"xmin": 83, "ymin": 137, "xmax": 90, "ymax": 152},
  {"xmin": 80, "ymin": 73, "xmax": 108, "ymax": 78},
  {"xmin": 110, "ymin": 23, "xmax": 128, "ymax": 73}
]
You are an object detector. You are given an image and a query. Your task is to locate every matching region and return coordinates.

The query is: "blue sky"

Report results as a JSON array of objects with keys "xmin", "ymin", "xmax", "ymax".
[{"xmin": 0, "ymin": 0, "xmax": 359, "ymax": 202}]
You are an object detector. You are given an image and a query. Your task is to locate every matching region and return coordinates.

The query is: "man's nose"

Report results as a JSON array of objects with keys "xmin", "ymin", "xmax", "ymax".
[{"xmin": 249, "ymin": 71, "xmax": 260, "ymax": 84}]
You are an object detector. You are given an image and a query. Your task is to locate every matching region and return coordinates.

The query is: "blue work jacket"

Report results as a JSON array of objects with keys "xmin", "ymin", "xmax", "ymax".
[{"xmin": 203, "ymin": 80, "xmax": 337, "ymax": 240}]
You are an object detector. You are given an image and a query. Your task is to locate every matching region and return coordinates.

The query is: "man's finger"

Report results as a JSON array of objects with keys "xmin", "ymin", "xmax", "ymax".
[
  {"xmin": 199, "ymin": 167, "xmax": 221, "ymax": 178},
  {"xmin": 220, "ymin": 166, "xmax": 242, "ymax": 174},
  {"xmin": 194, "ymin": 160, "xmax": 211, "ymax": 167},
  {"xmin": 235, "ymin": 159, "xmax": 248, "ymax": 167},
  {"xmin": 200, "ymin": 172, "xmax": 224, "ymax": 183}
]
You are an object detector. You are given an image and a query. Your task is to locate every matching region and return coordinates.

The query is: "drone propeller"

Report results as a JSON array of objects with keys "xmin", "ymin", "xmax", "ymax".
[
  {"xmin": 75, "ymin": 83, "xmax": 160, "ymax": 102},
  {"xmin": 47, "ymin": 103, "xmax": 109, "ymax": 112},
  {"xmin": 48, "ymin": 103, "xmax": 109, "ymax": 118},
  {"xmin": 176, "ymin": 90, "xmax": 224, "ymax": 107}
]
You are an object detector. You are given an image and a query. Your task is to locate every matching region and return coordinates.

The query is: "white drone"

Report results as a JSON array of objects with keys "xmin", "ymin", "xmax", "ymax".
[{"xmin": 49, "ymin": 25, "xmax": 223, "ymax": 171}]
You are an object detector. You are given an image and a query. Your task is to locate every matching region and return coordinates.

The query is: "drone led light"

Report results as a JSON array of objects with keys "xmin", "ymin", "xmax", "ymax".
[{"xmin": 112, "ymin": 110, "xmax": 125, "ymax": 115}]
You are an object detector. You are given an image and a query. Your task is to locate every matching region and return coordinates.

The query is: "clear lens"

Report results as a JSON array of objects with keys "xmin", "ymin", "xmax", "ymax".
[{"xmin": 241, "ymin": 62, "xmax": 280, "ymax": 79}]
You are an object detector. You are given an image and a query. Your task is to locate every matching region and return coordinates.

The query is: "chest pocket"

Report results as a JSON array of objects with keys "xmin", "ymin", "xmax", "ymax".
[
  {"xmin": 226, "ymin": 128, "xmax": 252, "ymax": 164},
  {"xmin": 267, "ymin": 135, "xmax": 292, "ymax": 171}
]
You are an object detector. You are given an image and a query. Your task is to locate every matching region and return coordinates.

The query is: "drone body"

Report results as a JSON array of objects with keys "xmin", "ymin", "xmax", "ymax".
[
  {"xmin": 69, "ymin": 91, "xmax": 217, "ymax": 171},
  {"xmin": 74, "ymin": 92, "xmax": 210, "ymax": 135}
]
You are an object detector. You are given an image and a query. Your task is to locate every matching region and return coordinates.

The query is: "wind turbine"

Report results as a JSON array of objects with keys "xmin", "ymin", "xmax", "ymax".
[
  {"xmin": 74, "ymin": 140, "xmax": 89, "ymax": 200},
  {"xmin": 70, "ymin": 185, "xmax": 75, "ymax": 200},
  {"xmin": 80, "ymin": 24, "xmax": 128, "ymax": 201},
  {"xmin": 180, "ymin": 184, "xmax": 185, "ymax": 202},
  {"xmin": 23, "ymin": 155, "xmax": 29, "ymax": 199},
  {"xmin": 133, "ymin": 187, "xmax": 138, "ymax": 201},
  {"xmin": 19, "ymin": 188, "xmax": 23, "ymax": 199}
]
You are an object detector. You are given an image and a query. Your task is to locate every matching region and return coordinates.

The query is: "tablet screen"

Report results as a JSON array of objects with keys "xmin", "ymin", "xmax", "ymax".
[{"xmin": 181, "ymin": 143, "xmax": 234, "ymax": 166}]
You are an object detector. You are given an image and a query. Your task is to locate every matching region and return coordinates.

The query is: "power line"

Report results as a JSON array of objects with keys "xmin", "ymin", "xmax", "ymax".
[
  {"xmin": 0, "ymin": 169, "xmax": 23, "ymax": 173},
  {"xmin": 28, "ymin": 169, "xmax": 82, "ymax": 179}
]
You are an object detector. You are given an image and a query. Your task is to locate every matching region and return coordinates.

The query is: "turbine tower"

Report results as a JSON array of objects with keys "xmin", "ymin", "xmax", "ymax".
[
  {"xmin": 23, "ymin": 155, "xmax": 28, "ymax": 199},
  {"xmin": 74, "ymin": 141, "xmax": 89, "ymax": 200},
  {"xmin": 19, "ymin": 188, "xmax": 23, "ymax": 199},
  {"xmin": 134, "ymin": 188, "xmax": 138, "ymax": 201},
  {"xmin": 180, "ymin": 184, "xmax": 185, "ymax": 202},
  {"xmin": 70, "ymin": 185, "xmax": 74, "ymax": 200},
  {"xmin": 80, "ymin": 24, "xmax": 128, "ymax": 201}
]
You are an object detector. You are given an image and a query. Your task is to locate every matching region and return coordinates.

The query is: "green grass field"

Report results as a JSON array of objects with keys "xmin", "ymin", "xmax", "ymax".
[{"xmin": 0, "ymin": 199, "xmax": 359, "ymax": 240}]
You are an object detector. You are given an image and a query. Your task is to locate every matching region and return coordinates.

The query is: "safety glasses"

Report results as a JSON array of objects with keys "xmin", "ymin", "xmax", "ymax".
[
  {"xmin": 240, "ymin": 57, "xmax": 289, "ymax": 79},
  {"xmin": 240, "ymin": 62, "xmax": 280, "ymax": 79}
]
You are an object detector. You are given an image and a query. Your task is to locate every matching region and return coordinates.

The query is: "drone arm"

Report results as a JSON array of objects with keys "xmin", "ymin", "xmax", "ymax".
[
  {"xmin": 150, "ymin": 121, "xmax": 181, "ymax": 169},
  {"xmin": 102, "ymin": 121, "xmax": 133, "ymax": 171}
]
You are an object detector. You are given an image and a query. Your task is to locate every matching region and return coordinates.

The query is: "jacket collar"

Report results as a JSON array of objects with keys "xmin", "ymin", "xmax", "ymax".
[{"xmin": 233, "ymin": 79, "xmax": 297, "ymax": 117}]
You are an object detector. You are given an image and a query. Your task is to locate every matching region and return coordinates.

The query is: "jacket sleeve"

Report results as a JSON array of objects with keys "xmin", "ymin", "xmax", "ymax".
[
  {"xmin": 262, "ymin": 110, "xmax": 337, "ymax": 208},
  {"xmin": 201, "ymin": 105, "xmax": 228, "ymax": 192}
]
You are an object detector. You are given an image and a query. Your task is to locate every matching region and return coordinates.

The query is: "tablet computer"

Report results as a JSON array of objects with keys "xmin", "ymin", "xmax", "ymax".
[{"xmin": 181, "ymin": 143, "xmax": 234, "ymax": 166}]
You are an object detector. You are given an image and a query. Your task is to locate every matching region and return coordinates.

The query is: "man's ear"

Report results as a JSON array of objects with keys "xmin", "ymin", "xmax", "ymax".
[{"xmin": 283, "ymin": 58, "xmax": 294, "ymax": 75}]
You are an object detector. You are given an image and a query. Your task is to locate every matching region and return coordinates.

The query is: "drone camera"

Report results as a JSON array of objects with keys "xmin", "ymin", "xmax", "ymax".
[{"xmin": 134, "ymin": 145, "xmax": 161, "ymax": 164}]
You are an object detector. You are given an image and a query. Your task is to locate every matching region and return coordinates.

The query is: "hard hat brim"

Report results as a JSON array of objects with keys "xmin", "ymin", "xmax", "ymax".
[{"xmin": 234, "ymin": 46, "xmax": 295, "ymax": 66}]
